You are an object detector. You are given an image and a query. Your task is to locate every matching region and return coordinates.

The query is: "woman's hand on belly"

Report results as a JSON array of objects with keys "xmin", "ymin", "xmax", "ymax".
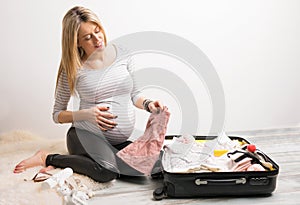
[{"xmin": 79, "ymin": 106, "xmax": 118, "ymax": 131}]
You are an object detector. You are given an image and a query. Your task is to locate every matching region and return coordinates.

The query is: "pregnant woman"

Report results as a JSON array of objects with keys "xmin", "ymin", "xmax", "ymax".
[{"xmin": 13, "ymin": 6, "xmax": 166, "ymax": 182}]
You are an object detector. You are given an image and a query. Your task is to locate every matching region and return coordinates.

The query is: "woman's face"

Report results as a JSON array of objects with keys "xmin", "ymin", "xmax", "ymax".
[{"xmin": 77, "ymin": 21, "xmax": 105, "ymax": 58}]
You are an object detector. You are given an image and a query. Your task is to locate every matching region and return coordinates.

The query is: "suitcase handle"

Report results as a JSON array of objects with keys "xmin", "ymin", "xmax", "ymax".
[{"xmin": 195, "ymin": 177, "xmax": 246, "ymax": 186}]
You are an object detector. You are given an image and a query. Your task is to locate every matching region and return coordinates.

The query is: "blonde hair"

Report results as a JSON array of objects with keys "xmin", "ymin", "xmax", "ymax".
[{"xmin": 56, "ymin": 6, "xmax": 107, "ymax": 94}]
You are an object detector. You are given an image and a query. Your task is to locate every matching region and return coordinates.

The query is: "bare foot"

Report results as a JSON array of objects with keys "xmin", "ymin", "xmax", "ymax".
[
  {"xmin": 39, "ymin": 165, "xmax": 55, "ymax": 173},
  {"xmin": 13, "ymin": 150, "xmax": 49, "ymax": 173}
]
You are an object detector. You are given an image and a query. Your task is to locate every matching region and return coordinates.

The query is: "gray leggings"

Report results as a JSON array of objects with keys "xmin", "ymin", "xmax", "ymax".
[{"xmin": 45, "ymin": 127, "xmax": 142, "ymax": 182}]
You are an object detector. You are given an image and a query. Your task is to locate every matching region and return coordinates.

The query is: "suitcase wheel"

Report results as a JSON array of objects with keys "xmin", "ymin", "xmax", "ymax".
[{"xmin": 153, "ymin": 187, "xmax": 165, "ymax": 200}]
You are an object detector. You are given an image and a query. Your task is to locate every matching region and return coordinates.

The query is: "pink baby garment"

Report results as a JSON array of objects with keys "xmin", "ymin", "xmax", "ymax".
[{"xmin": 116, "ymin": 106, "xmax": 170, "ymax": 175}]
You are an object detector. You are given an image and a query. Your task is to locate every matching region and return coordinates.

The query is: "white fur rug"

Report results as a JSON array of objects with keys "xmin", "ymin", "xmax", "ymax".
[{"xmin": 0, "ymin": 130, "xmax": 114, "ymax": 205}]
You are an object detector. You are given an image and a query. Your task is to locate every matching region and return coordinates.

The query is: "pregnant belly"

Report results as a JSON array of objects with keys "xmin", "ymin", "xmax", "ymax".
[{"xmin": 97, "ymin": 99, "xmax": 136, "ymax": 139}]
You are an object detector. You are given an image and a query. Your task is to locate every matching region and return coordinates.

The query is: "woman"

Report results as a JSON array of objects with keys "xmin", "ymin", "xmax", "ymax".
[{"xmin": 14, "ymin": 6, "xmax": 164, "ymax": 182}]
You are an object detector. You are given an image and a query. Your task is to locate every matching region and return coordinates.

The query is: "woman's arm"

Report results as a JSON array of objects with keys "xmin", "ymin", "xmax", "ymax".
[
  {"xmin": 57, "ymin": 110, "xmax": 73, "ymax": 123},
  {"xmin": 57, "ymin": 107, "xmax": 117, "ymax": 131},
  {"xmin": 53, "ymin": 71, "xmax": 116, "ymax": 130},
  {"xmin": 53, "ymin": 72, "xmax": 71, "ymax": 124},
  {"xmin": 126, "ymin": 50, "xmax": 164, "ymax": 113},
  {"xmin": 134, "ymin": 96, "xmax": 146, "ymax": 110}
]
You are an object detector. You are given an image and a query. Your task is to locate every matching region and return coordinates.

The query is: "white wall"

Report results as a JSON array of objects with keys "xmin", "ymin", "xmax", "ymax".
[{"xmin": 0, "ymin": 0, "xmax": 299, "ymax": 139}]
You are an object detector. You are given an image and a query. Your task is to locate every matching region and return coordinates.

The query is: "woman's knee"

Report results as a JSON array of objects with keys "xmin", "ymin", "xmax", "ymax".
[
  {"xmin": 66, "ymin": 127, "xmax": 87, "ymax": 155},
  {"xmin": 92, "ymin": 164, "xmax": 118, "ymax": 182}
]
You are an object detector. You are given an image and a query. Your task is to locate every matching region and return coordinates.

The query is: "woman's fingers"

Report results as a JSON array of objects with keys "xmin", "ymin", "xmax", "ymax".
[
  {"xmin": 97, "ymin": 121, "xmax": 116, "ymax": 131},
  {"xmin": 100, "ymin": 111, "xmax": 118, "ymax": 119},
  {"xmin": 97, "ymin": 106, "xmax": 110, "ymax": 111},
  {"xmin": 93, "ymin": 106, "xmax": 118, "ymax": 131},
  {"xmin": 96, "ymin": 106, "xmax": 118, "ymax": 119},
  {"xmin": 96, "ymin": 115, "xmax": 118, "ymax": 131},
  {"xmin": 154, "ymin": 100, "xmax": 164, "ymax": 109},
  {"xmin": 149, "ymin": 100, "xmax": 164, "ymax": 113},
  {"xmin": 97, "ymin": 116, "xmax": 117, "ymax": 127}
]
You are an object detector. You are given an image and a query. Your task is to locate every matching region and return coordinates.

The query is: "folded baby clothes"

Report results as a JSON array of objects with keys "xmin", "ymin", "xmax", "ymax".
[
  {"xmin": 162, "ymin": 134, "xmax": 211, "ymax": 172},
  {"xmin": 162, "ymin": 133, "xmax": 254, "ymax": 173}
]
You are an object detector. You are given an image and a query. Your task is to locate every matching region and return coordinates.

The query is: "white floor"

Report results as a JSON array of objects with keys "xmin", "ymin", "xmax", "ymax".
[{"xmin": 88, "ymin": 128, "xmax": 300, "ymax": 205}]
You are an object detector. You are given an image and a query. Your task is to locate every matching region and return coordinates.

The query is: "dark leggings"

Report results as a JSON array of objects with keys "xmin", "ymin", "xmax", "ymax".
[{"xmin": 45, "ymin": 127, "xmax": 140, "ymax": 183}]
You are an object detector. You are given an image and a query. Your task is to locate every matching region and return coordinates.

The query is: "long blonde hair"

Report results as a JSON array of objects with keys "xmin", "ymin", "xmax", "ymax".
[{"xmin": 56, "ymin": 6, "xmax": 107, "ymax": 94}]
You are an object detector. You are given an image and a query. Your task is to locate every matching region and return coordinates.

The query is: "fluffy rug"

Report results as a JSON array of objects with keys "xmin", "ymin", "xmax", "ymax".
[{"xmin": 0, "ymin": 130, "xmax": 114, "ymax": 205}]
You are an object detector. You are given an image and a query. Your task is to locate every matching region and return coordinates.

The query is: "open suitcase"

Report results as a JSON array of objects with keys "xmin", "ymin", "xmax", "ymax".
[{"xmin": 153, "ymin": 135, "xmax": 279, "ymax": 200}]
